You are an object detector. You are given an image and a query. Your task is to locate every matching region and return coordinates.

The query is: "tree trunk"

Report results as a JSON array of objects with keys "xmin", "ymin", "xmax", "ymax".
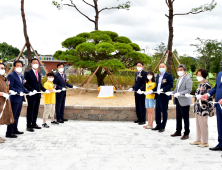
[
  {"xmin": 21, "ymin": 0, "xmax": 32, "ymax": 72},
  {"xmin": 167, "ymin": 0, "xmax": 174, "ymax": 74},
  {"xmin": 95, "ymin": 67, "xmax": 107, "ymax": 86},
  {"xmin": 94, "ymin": 0, "xmax": 99, "ymax": 30}
]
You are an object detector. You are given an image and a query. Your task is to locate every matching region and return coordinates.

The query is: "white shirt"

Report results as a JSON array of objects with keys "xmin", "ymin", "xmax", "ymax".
[{"xmin": 177, "ymin": 75, "xmax": 184, "ymax": 93}]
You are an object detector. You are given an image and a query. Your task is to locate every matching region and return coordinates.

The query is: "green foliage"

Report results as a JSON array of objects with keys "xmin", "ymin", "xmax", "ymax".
[
  {"xmin": 0, "ymin": 42, "xmax": 20, "ymax": 61},
  {"xmin": 118, "ymin": 1, "xmax": 131, "ymax": 10},
  {"xmin": 62, "ymin": 37, "xmax": 86, "ymax": 49},
  {"xmin": 76, "ymin": 42, "xmax": 96, "ymax": 54},
  {"xmin": 95, "ymin": 43, "xmax": 115, "ymax": 54},
  {"xmin": 114, "ymin": 43, "xmax": 133, "ymax": 54},
  {"xmin": 76, "ymin": 33, "xmax": 91, "ymax": 39},
  {"xmin": 129, "ymin": 43, "xmax": 141, "ymax": 51},
  {"xmin": 191, "ymin": 0, "xmax": 217, "ymax": 13},
  {"xmin": 115, "ymin": 36, "xmax": 132, "ymax": 44},
  {"xmin": 103, "ymin": 31, "xmax": 119, "ymax": 41}
]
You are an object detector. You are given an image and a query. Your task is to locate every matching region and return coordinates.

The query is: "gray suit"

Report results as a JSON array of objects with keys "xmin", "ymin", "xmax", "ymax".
[
  {"xmin": 173, "ymin": 75, "xmax": 193, "ymax": 106},
  {"xmin": 172, "ymin": 75, "xmax": 193, "ymax": 135}
]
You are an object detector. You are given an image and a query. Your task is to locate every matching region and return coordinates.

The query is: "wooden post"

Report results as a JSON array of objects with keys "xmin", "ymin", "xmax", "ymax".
[
  {"xmin": 79, "ymin": 67, "xmax": 100, "ymax": 94},
  {"xmin": 79, "ymin": 72, "xmax": 93, "ymax": 87},
  {"xmin": 153, "ymin": 50, "xmax": 168, "ymax": 72},
  {"xmin": 164, "ymin": 52, "xmax": 169, "ymax": 64},
  {"xmin": 107, "ymin": 70, "xmax": 125, "ymax": 94},
  {"xmin": 172, "ymin": 53, "xmax": 181, "ymax": 65},
  {"xmin": 107, "ymin": 74, "xmax": 118, "ymax": 90},
  {"xmin": 30, "ymin": 44, "xmax": 48, "ymax": 74},
  {"xmin": 8, "ymin": 44, "xmax": 26, "ymax": 74}
]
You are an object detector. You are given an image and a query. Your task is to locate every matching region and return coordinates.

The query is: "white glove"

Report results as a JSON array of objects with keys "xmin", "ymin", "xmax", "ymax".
[
  {"xmin": 185, "ymin": 94, "xmax": 193, "ymax": 98},
  {"xmin": 20, "ymin": 92, "xmax": 24, "ymax": 96},
  {"xmin": 73, "ymin": 86, "xmax": 77, "ymax": 89},
  {"xmin": 157, "ymin": 89, "xmax": 163, "ymax": 94},
  {"xmin": 3, "ymin": 93, "xmax": 9, "ymax": 100},
  {"xmin": 56, "ymin": 89, "xmax": 62, "ymax": 93},
  {"xmin": 45, "ymin": 90, "xmax": 50, "ymax": 94},
  {"xmin": 144, "ymin": 90, "xmax": 153, "ymax": 95},
  {"xmin": 137, "ymin": 89, "xmax": 143, "ymax": 95},
  {"xmin": 28, "ymin": 92, "xmax": 34, "ymax": 96},
  {"xmin": 128, "ymin": 88, "xmax": 133, "ymax": 92},
  {"xmin": 62, "ymin": 88, "xmax": 66, "ymax": 91},
  {"xmin": 174, "ymin": 93, "xmax": 180, "ymax": 98},
  {"xmin": 33, "ymin": 90, "xmax": 37, "ymax": 94},
  {"xmin": 165, "ymin": 92, "xmax": 173, "ymax": 96},
  {"xmin": 9, "ymin": 90, "xmax": 17, "ymax": 95},
  {"xmin": 196, "ymin": 95, "xmax": 202, "ymax": 100},
  {"xmin": 53, "ymin": 89, "xmax": 57, "ymax": 92}
]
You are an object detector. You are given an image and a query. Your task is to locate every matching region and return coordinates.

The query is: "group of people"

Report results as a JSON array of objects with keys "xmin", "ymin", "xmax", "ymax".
[
  {"xmin": 129, "ymin": 61, "xmax": 222, "ymax": 151},
  {"xmin": 0, "ymin": 59, "xmax": 76, "ymax": 143}
]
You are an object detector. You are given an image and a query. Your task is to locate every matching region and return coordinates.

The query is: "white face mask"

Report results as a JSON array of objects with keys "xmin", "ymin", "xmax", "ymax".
[
  {"xmin": 58, "ymin": 68, "xmax": 64, "ymax": 73},
  {"xmin": 137, "ymin": 67, "xmax": 142, "ymax": 71},
  {"xmin": 177, "ymin": 71, "xmax": 184, "ymax": 77},
  {"xmin": 0, "ymin": 69, "xmax": 5, "ymax": 75},
  {"xmin": 159, "ymin": 68, "xmax": 165, "ymax": 73},
  {"xmin": 15, "ymin": 67, "xmax": 23, "ymax": 73},
  {"xmin": 32, "ymin": 64, "xmax": 39, "ymax": 69},
  {"xmin": 147, "ymin": 76, "xmax": 153, "ymax": 80},
  {"xmin": 48, "ymin": 78, "xmax": 54, "ymax": 82},
  {"xmin": 197, "ymin": 76, "xmax": 204, "ymax": 82}
]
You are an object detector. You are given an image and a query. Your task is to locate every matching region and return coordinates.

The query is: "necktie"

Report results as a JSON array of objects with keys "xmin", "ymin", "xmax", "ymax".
[
  {"xmin": 61, "ymin": 74, "xmax": 65, "ymax": 82},
  {"xmin": 136, "ymin": 72, "xmax": 138, "ymax": 81},
  {"xmin": 35, "ymin": 71, "xmax": 39, "ymax": 82}
]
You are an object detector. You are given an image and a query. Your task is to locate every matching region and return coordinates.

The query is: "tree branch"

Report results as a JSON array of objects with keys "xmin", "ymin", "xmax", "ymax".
[
  {"xmin": 99, "ymin": 6, "xmax": 119, "ymax": 13},
  {"xmin": 82, "ymin": 0, "xmax": 94, "ymax": 8},
  {"xmin": 63, "ymin": 0, "xmax": 95, "ymax": 23},
  {"xmin": 174, "ymin": 10, "xmax": 204, "ymax": 16}
]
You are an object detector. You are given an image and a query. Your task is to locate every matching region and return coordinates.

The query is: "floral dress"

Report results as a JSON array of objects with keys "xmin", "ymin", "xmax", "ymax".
[{"xmin": 194, "ymin": 82, "xmax": 214, "ymax": 117}]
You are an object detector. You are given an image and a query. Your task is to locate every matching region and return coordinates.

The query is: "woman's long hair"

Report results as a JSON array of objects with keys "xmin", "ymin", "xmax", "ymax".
[{"xmin": 146, "ymin": 71, "xmax": 155, "ymax": 83}]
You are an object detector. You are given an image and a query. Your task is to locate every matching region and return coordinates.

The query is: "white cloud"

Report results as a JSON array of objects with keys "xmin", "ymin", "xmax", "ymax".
[{"xmin": 0, "ymin": 0, "xmax": 221, "ymax": 57}]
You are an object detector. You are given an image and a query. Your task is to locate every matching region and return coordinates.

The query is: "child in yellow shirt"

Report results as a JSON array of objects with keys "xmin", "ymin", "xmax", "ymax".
[
  {"xmin": 143, "ymin": 71, "xmax": 156, "ymax": 129},
  {"xmin": 42, "ymin": 72, "xmax": 61, "ymax": 128}
]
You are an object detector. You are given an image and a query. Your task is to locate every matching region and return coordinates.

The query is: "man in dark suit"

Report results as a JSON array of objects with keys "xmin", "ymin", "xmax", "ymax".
[
  {"xmin": 128, "ymin": 62, "xmax": 147, "ymax": 125},
  {"xmin": 146, "ymin": 63, "xmax": 173, "ymax": 132},
  {"xmin": 53, "ymin": 63, "xmax": 76, "ymax": 123},
  {"xmin": 24, "ymin": 58, "xmax": 49, "ymax": 132},
  {"xmin": 202, "ymin": 71, "xmax": 222, "ymax": 151},
  {"xmin": 6, "ymin": 60, "xmax": 31, "ymax": 138}
]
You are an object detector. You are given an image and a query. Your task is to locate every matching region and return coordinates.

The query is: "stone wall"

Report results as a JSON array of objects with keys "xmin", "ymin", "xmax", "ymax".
[{"xmin": 20, "ymin": 104, "xmax": 197, "ymax": 121}]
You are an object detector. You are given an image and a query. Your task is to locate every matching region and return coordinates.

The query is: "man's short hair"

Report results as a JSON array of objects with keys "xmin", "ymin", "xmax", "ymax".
[
  {"xmin": 159, "ymin": 63, "xmax": 166, "ymax": 67},
  {"xmin": 136, "ymin": 61, "xmax": 144, "ymax": 66},
  {"xmin": 0, "ymin": 63, "xmax": 5, "ymax": 68},
  {"xmin": 13, "ymin": 60, "xmax": 24, "ymax": 67},
  {"xmin": 177, "ymin": 64, "xmax": 187, "ymax": 71},
  {"xmin": 31, "ymin": 58, "xmax": 39, "ymax": 63},
  {"xmin": 57, "ymin": 63, "xmax": 65, "ymax": 68}
]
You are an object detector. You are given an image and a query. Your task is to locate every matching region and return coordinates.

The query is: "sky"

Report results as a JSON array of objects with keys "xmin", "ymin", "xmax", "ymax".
[{"xmin": 0, "ymin": 0, "xmax": 221, "ymax": 57}]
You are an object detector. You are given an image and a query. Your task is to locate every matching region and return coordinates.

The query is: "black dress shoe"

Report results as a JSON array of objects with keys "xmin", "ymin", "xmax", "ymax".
[
  {"xmin": 209, "ymin": 146, "xmax": 222, "ymax": 151},
  {"xmin": 62, "ymin": 119, "xmax": 68, "ymax": 121},
  {"xmin": 6, "ymin": 133, "xmax": 17, "ymax": 138},
  {"xmin": 134, "ymin": 120, "xmax": 140, "ymax": 123},
  {"xmin": 158, "ymin": 129, "xmax": 165, "ymax": 132},
  {"xmin": 58, "ymin": 120, "xmax": 64, "ymax": 123},
  {"xmin": 152, "ymin": 126, "xmax": 160, "ymax": 131},
  {"xmin": 32, "ymin": 125, "xmax": 41, "ymax": 129},
  {"xmin": 13, "ymin": 131, "xmax": 24, "ymax": 135},
  {"xmin": 26, "ymin": 128, "xmax": 35, "ymax": 132},
  {"xmin": 138, "ymin": 121, "xmax": 146, "ymax": 125}
]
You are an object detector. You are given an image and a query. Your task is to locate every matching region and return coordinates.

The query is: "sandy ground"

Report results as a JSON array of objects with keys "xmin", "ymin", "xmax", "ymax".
[{"xmin": 39, "ymin": 86, "xmax": 195, "ymax": 106}]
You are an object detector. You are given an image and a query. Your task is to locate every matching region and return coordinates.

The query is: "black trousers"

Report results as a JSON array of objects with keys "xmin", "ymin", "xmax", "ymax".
[
  {"xmin": 135, "ymin": 95, "xmax": 146, "ymax": 122},
  {"xmin": 7, "ymin": 102, "xmax": 23, "ymax": 134},
  {"xmin": 26, "ymin": 97, "xmax": 41, "ymax": 128},
  {"xmin": 56, "ymin": 95, "xmax": 66, "ymax": 121},
  {"xmin": 155, "ymin": 96, "xmax": 169, "ymax": 129},
  {"xmin": 175, "ymin": 98, "xmax": 190, "ymax": 135}
]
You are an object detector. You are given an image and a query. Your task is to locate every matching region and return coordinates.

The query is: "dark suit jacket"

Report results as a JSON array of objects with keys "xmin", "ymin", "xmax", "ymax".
[
  {"xmin": 132, "ymin": 70, "xmax": 147, "ymax": 96},
  {"xmin": 7, "ymin": 71, "xmax": 29, "ymax": 104},
  {"xmin": 153, "ymin": 72, "xmax": 174, "ymax": 101},
  {"xmin": 24, "ymin": 69, "xmax": 46, "ymax": 99},
  {"xmin": 53, "ymin": 72, "xmax": 73, "ymax": 98},
  {"xmin": 209, "ymin": 71, "xmax": 222, "ymax": 103}
]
